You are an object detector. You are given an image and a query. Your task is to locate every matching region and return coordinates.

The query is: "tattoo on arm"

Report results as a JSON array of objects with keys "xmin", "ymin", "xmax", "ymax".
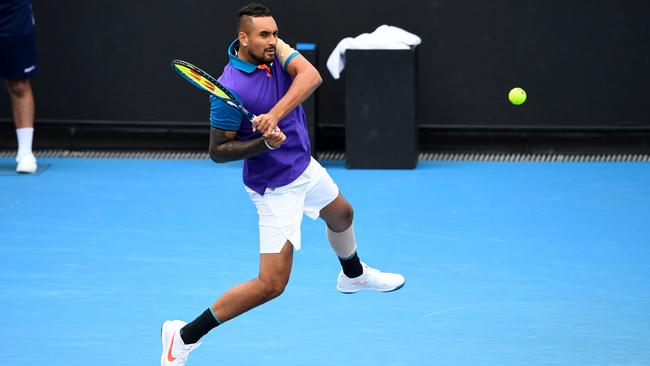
[{"xmin": 209, "ymin": 128, "xmax": 268, "ymax": 163}]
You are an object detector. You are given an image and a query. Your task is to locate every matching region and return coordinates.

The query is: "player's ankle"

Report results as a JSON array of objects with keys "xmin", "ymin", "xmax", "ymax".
[{"xmin": 339, "ymin": 251, "xmax": 363, "ymax": 278}]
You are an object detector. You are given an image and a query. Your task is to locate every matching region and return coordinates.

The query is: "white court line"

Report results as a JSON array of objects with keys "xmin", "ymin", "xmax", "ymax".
[{"xmin": 418, "ymin": 305, "xmax": 479, "ymax": 322}]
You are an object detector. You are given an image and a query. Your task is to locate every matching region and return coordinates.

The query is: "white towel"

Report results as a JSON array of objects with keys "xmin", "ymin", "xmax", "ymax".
[{"xmin": 326, "ymin": 25, "xmax": 422, "ymax": 79}]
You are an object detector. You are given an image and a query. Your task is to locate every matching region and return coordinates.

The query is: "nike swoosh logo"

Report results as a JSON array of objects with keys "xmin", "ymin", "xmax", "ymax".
[
  {"xmin": 167, "ymin": 332, "xmax": 177, "ymax": 362},
  {"xmin": 24, "ymin": 65, "xmax": 36, "ymax": 73},
  {"xmin": 351, "ymin": 281, "xmax": 368, "ymax": 286}
]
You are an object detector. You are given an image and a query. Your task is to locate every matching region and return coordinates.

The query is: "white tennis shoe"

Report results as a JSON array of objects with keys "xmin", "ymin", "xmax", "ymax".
[
  {"xmin": 337, "ymin": 262, "xmax": 405, "ymax": 294},
  {"xmin": 16, "ymin": 153, "xmax": 37, "ymax": 174},
  {"xmin": 161, "ymin": 320, "xmax": 200, "ymax": 366}
]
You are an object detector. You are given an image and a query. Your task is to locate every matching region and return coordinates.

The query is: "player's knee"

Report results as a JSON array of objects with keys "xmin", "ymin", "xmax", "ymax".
[
  {"xmin": 6, "ymin": 80, "xmax": 31, "ymax": 98},
  {"xmin": 336, "ymin": 204, "xmax": 354, "ymax": 229},
  {"xmin": 327, "ymin": 204, "xmax": 354, "ymax": 232},
  {"xmin": 261, "ymin": 277, "xmax": 288, "ymax": 300},
  {"xmin": 343, "ymin": 205, "xmax": 354, "ymax": 226},
  {"xmin": 269, "ymin": 282, "xmax": 287, "ymax": 299}
]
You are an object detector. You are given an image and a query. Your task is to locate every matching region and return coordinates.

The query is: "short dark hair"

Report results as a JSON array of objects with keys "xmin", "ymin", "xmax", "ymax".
[
  {"xmin": 238, "ymin": 3, "xmax": 272, "ymax": 18},
  {"xmin": 238, "ymin": 3, "xmax": 272, "ymax": 32}
]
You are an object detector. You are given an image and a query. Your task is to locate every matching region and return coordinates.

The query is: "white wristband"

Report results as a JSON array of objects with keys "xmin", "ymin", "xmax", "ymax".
[{"xmin": 263, "ymin": 139, "xmax": 276, "ymax": 150}]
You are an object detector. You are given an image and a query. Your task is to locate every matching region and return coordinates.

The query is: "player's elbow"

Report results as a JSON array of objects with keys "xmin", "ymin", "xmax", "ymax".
[
  {"xmin": 209, "ymin": 153, "xmax": 229, "ymax": 164},
  {"xmin": 312, "ymin": 68, "xmax": 322, "ymax": 88},
  {"xmin": 209, "ymin": 146, "xmax": 229, "ymax": 163}
]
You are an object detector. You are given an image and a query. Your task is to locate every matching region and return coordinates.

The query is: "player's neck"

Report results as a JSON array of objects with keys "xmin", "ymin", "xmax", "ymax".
[{"xmin": 236, "ymin": 47, "xmax": 262, "ymax": 66}]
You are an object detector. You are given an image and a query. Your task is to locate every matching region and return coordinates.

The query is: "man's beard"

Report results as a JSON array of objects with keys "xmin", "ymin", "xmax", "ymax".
[{"xmin": 248, "ymin": 48, "xmax": 275, "ymax": 65}]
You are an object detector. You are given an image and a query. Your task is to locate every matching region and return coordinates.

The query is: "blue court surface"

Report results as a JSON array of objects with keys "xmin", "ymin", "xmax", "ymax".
[{"xmin": 1, "ymin": 157, "xmax": 649, "ymax": 366}]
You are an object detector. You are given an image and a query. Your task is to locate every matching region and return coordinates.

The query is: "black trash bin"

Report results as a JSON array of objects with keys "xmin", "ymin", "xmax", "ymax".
[{"xmin": 344, "ymin": 49, "xmax": 417, "ymax": 169}]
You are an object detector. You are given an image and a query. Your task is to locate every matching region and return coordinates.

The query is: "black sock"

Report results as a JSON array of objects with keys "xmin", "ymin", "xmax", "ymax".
[
  {"xmin": 180, "ymin": 308, "xmax": 221, "ymax": 344},
  {"xmin": 339, "ymin": 251, "xmax": 363, "ymax": 278}
]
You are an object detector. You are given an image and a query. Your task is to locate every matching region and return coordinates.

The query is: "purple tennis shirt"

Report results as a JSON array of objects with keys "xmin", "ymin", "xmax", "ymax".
[{"xmin": 210, "ymin": 39, "xmax": 311, "ymax": 195}]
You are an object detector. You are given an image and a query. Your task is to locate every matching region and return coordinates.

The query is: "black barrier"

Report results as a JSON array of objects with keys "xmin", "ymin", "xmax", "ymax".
[
  {"xmin": 345, "ymin": 50, "xmax": 417, "ymax": 169},
  {"xmin": 1, "ymin": 1, "xmax": 649, "ymax": 152}
]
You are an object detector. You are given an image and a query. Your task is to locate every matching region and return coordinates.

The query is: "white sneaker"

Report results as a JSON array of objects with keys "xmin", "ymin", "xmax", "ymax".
[
  {"xmin": 337, "ymin": 262, "xmax": 405, "ymax": 294},
  {"xmin": 161, "ymin": 320, "xmax": 200, "ymax": 366},
  {"xmin": 16, "ymin": 153, "xmax": 37, "ymax": 174}
]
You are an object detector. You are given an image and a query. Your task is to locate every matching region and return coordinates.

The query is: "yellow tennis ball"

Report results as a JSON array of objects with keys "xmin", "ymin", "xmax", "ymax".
[{"xmin": 508, "ymin": 87, "xmax": 527, "ymax": 105}]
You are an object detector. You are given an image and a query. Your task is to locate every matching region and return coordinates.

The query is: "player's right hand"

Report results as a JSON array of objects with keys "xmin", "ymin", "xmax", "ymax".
[
  {"xmin": 262, "ymin": 126, "xmax": 286, "ymax": 149},
  {"xmin": 252, "ymin": 113, "xmax": 280, "ymax": 134}
]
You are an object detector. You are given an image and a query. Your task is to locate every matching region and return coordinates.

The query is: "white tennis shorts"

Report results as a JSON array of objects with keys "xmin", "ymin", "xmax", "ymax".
[{"xmin": 245, "ymin": 157, "xmax": 339, "ymax": 253}]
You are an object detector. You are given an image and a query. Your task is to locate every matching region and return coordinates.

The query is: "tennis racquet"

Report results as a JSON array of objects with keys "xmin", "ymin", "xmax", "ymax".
[{"xmin": 171, "ymin": 59, "xmax": 256, "ymax": 122}]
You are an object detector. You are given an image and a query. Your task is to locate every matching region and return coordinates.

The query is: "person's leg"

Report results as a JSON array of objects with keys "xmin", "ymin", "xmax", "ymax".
[
  {"xmin": 320, "ymin": 193, "xmax": 405, "ymax": 294},
  {"xmin": 6, "ymin": 79, "xmax": 37, "ymax": 173},
  {"xmin": 182, "ymin": 240, "xmax": 294, "ymax": 342},
  {"xmin": 6, "ymin": 79, "xmax": 35, "ymax": 130},
  {"xmin": 161, "ymin": 241, "xmax": 294, "ymax": 366},
  {"xmin": 319, "ymin": 194, "xmax": 364, "ymax": 278}
]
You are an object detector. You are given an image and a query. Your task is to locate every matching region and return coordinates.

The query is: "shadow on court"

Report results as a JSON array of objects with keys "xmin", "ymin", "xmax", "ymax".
[{"xmin": 0, "ymin": 162, "xmax": 50, "ymax": 176}]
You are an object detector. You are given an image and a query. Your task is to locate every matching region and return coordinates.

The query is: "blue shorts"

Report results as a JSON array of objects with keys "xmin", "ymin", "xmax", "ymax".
[{"xmin": 0, "ymin": 30, "xmax": 38, "ymax": 80}]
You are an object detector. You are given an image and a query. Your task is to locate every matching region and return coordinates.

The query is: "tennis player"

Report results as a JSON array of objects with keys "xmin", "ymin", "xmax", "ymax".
[
  {"xmin": 161, "ymin": 4, "xmax": 404, "ymax": 365},
  {"xmin": 0, "ymin": 0, "xmax": 38, "ymax": 173}
]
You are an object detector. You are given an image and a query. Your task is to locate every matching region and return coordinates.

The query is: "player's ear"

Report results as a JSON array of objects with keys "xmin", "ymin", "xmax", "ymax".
[{"xmin": 238, "ymin": 31, "xmax": 248, "ymax": 47}]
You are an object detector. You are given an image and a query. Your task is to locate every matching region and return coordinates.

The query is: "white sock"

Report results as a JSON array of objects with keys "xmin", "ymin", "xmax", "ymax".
[
  {"xmin": 16, "ymin": 127, "xmax": 34, "ymax": 157},
  {"xmin": 326, "ymin": 224, "xmax": 357, "ymax": 259}
]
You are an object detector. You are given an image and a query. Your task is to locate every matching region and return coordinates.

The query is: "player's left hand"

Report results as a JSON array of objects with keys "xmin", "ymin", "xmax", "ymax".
[{"xmin": 252, "ymin": 113, "xmax": 280, "ymax": 134}]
